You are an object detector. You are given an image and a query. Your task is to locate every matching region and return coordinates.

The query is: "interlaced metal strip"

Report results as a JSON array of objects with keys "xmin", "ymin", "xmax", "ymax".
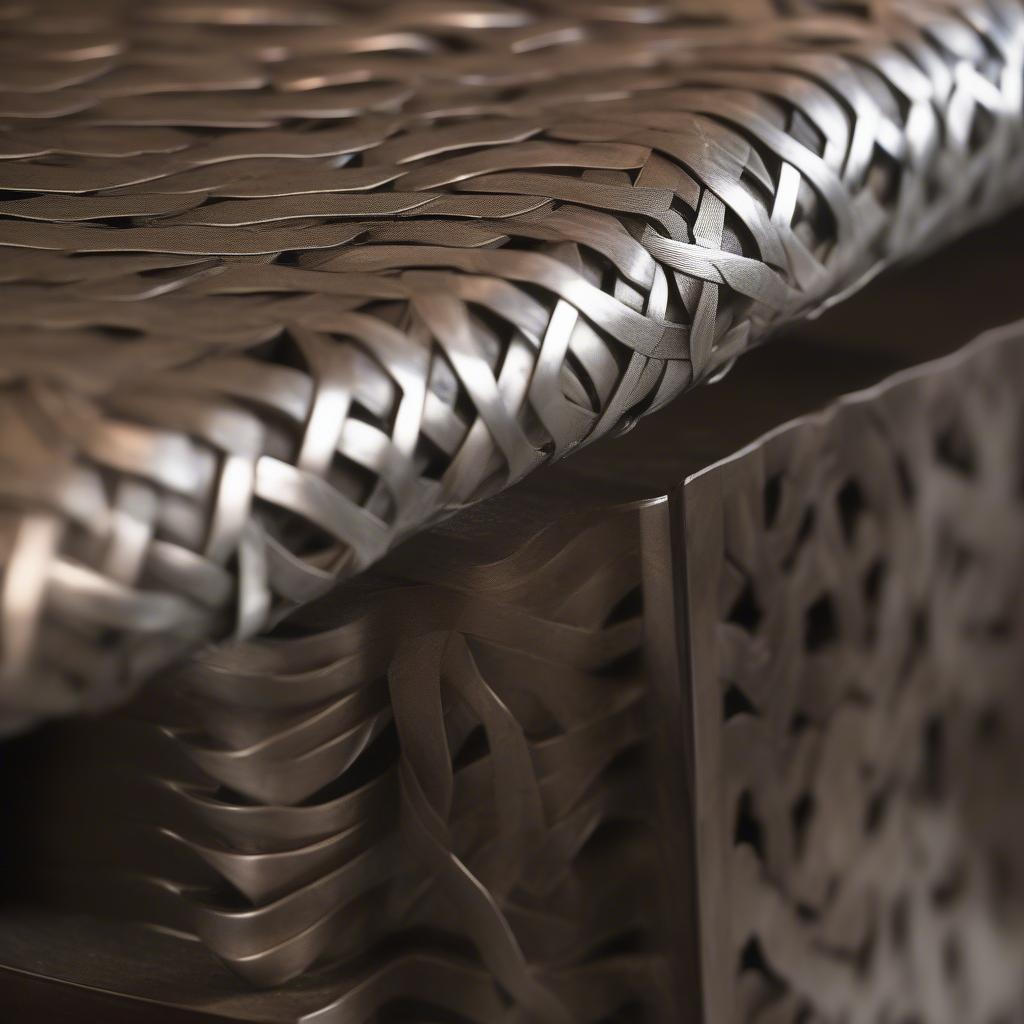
[
  {"xmin": 1, "ymin": 0, "xmax": 1023, "ymax": 724},
  {"xmin": 682, "ymin": 324, "xmax": 1024, "ymax": 1023}
]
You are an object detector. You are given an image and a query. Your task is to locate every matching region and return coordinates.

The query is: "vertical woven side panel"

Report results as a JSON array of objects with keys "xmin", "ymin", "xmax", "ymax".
[
  {"xmin": 14, "ymin": 503, "xmax": 677, "ymax": 1022},
  {"xmin": 682, "ymin": 327, "xmax": 1024, "ymax": 1023}
]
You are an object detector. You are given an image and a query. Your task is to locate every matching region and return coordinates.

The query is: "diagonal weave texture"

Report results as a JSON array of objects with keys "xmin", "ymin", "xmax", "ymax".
[
  {"xmin": 683, "ymin": 326, "xmax": 1024, "ymax": 1023},
  {"xmin": 2, "ymin": 0, "xmax": 1024, "ymax": 725}
]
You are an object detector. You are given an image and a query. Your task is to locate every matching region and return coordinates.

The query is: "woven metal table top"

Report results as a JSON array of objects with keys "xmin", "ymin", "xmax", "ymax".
[{"xmin": 1, "ymin": 0, "xmax": 1023, "ymax": 726}]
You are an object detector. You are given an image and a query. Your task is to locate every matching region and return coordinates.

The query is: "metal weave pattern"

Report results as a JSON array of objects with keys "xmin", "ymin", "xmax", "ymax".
[
  {"xmin": 682, "ymin": 326, "xmax": 1024, "ymax": 1023},
  {"xmin": 13, "ymin": 325, "xmax": 1024, "ymax": 1022},
  {"xmin": 2, "ymin": 0, "xmax": 1024, "ymax": 723},
  {"xmin": 19, "ymin": 506, "xmax": 666, "ymax": 1022}
]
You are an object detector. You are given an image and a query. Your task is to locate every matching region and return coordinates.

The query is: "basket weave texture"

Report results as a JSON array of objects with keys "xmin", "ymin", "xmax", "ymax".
[{"xmin": 1, "ymin": 0, "xmax": 1023, "ymax": 724}]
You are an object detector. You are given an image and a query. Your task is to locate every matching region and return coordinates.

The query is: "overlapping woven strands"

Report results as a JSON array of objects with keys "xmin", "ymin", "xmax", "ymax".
[
  {"xmin": 27, "ymin": 504, "xmax": 663, "ymax": 1021},
  {"xmin": 1, "ymin": 0, "xmax": 1024, "ymax": 726}
]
